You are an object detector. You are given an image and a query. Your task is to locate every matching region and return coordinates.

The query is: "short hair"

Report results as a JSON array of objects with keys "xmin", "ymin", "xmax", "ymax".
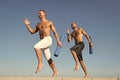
[
  {"xmin": 39, "ymin": 10, "xmax": 46, "ymax": 14},
  {"xmin": 71, "ymin": 22, "xmax": 76, "ymax": 24}
]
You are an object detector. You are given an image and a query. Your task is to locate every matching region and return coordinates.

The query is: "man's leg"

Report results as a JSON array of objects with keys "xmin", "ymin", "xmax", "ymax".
[
  {"xmin": 34, "ymin": 36, "xmax": 52, "ymax": 74},
  {"xmin": 80, "ymin": 61, "xmax": 89, "ymax": 78},
  {"xmin": 44, "ymin": 48, "xmax": 58, "ymax": 77},
  {"xmin": 70, "ymin": 49, "xmax": 80, "ymax": 71},
  {"xmin": 48, "ymin": 58, "xmax": 58, "ymax": 77},
  {"xmin": 34, "ymin": 48, "xmax": 43, "ymax": 74}
]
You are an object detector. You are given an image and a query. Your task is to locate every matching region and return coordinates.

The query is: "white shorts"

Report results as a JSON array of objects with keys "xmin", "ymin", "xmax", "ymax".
[{"xmin": 34, "ymin": 36, "xmax": 52, "ymax": 60}]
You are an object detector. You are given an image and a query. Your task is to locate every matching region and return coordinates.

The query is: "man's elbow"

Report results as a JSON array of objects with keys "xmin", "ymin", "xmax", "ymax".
[
  {"xmin": 30, "ymin": 32, "xmax": 34, "ymax": 34},
  {"xmin": 68, "ymin": 39, "xmax": 71, "ymax": 43},
  {"xmin": 84, "ymin": 34, "xmax": 88, "ymax": 38},
  {"xmin": 30, "ymin": 31, "xmax": 35, "ymax": 34}
]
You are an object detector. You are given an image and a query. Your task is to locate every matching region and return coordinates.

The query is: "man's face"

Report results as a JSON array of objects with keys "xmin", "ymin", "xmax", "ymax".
[
  {"xmin": 38, "ymin": 11, "xmax": 45, "ymax": 19},
  {"xmin": 71, "ymin": 22, "xmax": 76, "ymax": 30}
]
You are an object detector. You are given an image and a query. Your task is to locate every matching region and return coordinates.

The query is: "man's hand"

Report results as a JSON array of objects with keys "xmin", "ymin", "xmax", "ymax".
[
  {"xmin": 24, "ymin": 18, "xmax": 30, "ymax": 25},
  {"xmin": 89, "ymin": 42, "xmax": 93, "ymax": 47},
  {"xmin": 66, "ymin": 28, "xmax": 70, "ymax": 34},
  {"xmin": 57, "ymin": 41, "xmax": 62, "ymax": 47}
]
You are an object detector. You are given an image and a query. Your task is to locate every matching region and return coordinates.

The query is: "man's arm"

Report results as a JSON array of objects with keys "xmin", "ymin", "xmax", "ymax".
[
  {"xmin": 66, "ymin": 28, "xmax": 72, "ymax": 42},
  {"xmin": 50, "ymin": 21, "xmax": 62, "ymax": 46},
  {"xmin": 81, "ymin": 28, "xmax": 92, "ymax": 47},
  {"xmin": 24, "ymin": 18, "xmax": 38, "ymax": 34}
]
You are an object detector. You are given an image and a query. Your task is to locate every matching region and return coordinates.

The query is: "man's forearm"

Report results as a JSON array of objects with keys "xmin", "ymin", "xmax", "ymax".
[
  {"xmin": 25, "ymin": 24, "xmax": 34, "ymax": 34},
  {"xmin": 53, "ymin": 31, "xmax": 60, "ymax": 43},
  {"xmin": 67, "ymin": 33, "xmax": 72, "ymax": 42},
  {"xmin": 86, "ymin": 35, "xmax": 92, "ymax": 43}
]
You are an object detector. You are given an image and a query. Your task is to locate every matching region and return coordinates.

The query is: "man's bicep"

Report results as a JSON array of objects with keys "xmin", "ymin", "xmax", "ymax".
[
  {"xmin": 50, "ymin": 22, "xmax": 56, "ymax": 32},
  {"xmin": 81, "ymin": 28, "xmax": 87, "ymax": 36}
]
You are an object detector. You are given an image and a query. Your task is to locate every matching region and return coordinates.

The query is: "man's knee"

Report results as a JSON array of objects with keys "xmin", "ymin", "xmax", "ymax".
[
  {"xmin": 70, "ymin": 47, "xmax": 73, "ymax": 51},
  {"xmin": 34, "ymin": 47, "xmax": 40, "ymax": 51},
  {"xmin": 34, "ymin": 44, "xmax": 39, "ymax": 49},
  {"xmin": 48, "ymin": 58, "xmax": 53, "ymax": 64},
  {"xmin": 70, "ymin": 48, "xmax": 76, "ymax": 53}
]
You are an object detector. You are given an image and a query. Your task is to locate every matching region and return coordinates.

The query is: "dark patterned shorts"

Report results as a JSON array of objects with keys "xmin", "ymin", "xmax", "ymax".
[{"xmin": 70, "ymin": 42, "xmax": 85, "ymax": 61}]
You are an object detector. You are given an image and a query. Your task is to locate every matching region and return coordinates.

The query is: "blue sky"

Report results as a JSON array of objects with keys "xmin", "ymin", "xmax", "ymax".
[{"xmin": 0, "ymin": 0, "xmax": 120, "ymax": 77}]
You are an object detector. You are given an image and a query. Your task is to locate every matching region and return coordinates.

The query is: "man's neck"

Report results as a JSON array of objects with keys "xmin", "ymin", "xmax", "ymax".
[
  {"xmin": 74, "ymin": 27, "xmax": 77, "ymax": 31},
  {"xmin": 41, "ymin": 17, "xmax": 47, "ymax": 22}
]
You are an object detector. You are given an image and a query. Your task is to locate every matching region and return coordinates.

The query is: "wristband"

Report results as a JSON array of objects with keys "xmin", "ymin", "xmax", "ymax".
[{"xmin": 67, "ymin": 33, "xmax": 70, "ymax": 36}]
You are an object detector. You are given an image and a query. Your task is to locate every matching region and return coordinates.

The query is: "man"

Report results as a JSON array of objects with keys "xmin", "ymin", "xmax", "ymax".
[
  {"xmin": 24, "ymin": 10, "xmax": 62, "ymax": 77},
  {"xmin": 67, "ymin": 22, "xmax": 92, "ymax": 78}
]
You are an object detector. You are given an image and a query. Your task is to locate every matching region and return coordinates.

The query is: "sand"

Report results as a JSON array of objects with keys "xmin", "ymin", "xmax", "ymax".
[{"xmin": 0, "ymin": 77, "xmax": 119, "ymax": 80}]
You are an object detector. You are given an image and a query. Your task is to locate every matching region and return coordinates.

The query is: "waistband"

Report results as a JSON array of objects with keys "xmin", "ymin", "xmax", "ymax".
[
  {"xmin": 75, "ymin": 41, "xmax": 84, "ymax": 45},
  {"xmin": 42, "ymin": 36, "xmax": 52, "ymax": 39}
]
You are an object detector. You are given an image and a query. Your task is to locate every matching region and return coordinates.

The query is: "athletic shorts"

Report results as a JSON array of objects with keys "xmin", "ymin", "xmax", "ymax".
[
  {"xmin": 34, "ymin": 36, "xmax": 52, "ymax": 60},
  {"xmin": 70, "ymin": 42, "xmax": 85, "ymax": 61}
]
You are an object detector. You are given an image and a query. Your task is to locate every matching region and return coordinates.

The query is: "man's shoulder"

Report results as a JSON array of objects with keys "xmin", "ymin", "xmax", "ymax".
[
  {"xmin": 47, "ymin": 19, "xmax": 53, "ymax": 23},
  {"xmin": 36, "ymin": 23, "xmax": 40, "ymax": 27},
  {"xmin": 78, "ymin": 27, "xmax": 85, "ymax": 31},
  {"xmin": 78, "ymin": 27, "xmax": 82, "ymax": 30}
]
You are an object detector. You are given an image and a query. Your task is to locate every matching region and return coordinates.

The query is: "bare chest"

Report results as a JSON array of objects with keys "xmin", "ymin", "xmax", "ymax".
[
  {"xmin": 37, "ymin": 22, "xmax": 51, "ymax": 31},
  {"xmin": 72, "ymin": 30, "xmax": 82, "ymax": 37}
]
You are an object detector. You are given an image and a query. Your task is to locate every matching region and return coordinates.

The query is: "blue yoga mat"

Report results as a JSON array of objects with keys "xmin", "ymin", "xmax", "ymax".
[{"xmin": 54, "ymin": 35, "xmax": 65, "ymax": 57}]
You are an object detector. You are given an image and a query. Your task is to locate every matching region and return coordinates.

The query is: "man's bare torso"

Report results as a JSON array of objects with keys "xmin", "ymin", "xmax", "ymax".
[
  {"xmin": 37, "ymin": 20, "xmax": 51, "ymax": 39},
  {"xmin": 71, "ymin": 28, "xmax": 83, "ymax": 43}
]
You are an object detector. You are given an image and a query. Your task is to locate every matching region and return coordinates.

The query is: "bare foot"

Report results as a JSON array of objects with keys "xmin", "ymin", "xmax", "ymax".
[
  {"xmin": 74, "ymin": 65, "xmax": 80, "ymax": 71},
  {"xmin": 35, "ymin": 64, "xmax": 43, "ymax": 74},
  {"xmin": 52, "ymin": 71, "xmax": 59, "ymax": 77},
  {"xmin": 84, "ymin": 74, "xmax": 89, "ymax": 78}
]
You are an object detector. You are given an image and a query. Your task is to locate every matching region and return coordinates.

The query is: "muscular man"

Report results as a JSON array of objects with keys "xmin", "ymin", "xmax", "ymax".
[
  {"xmin": 24, "ymin": 10, "xmax": 62, "ymax": 77},
  {"xmin": 67, "ymin": 22, "xmax": 92, "ymax": 78}
]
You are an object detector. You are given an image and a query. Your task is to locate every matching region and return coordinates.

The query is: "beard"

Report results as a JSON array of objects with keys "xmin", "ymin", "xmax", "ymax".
[
  {"xmin": 38, "ymin": 16, "xmax": 42, "ymax": 19},
  {"xmin": 72, "ymin": 26, "xmax": 76, "ymax": 30}
]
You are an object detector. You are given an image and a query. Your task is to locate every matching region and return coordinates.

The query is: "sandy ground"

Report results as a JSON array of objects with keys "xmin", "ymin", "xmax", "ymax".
[{"xmin": 0, "ymin": 77, "xmax": 119, "ymax": 80}]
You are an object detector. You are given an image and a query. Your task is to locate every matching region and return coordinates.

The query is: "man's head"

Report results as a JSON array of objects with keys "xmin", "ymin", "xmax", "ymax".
[
  {"xmin": 38, "ymin": 10, "xmax": 46, "ymax": 19},
  {"xmin": 71, "ymin": 22, "xmax": 77, "ymax": 30}
]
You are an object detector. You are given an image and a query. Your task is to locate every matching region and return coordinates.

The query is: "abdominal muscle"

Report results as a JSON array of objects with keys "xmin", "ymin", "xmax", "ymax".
[
  {"xmin": 39, "ymin": 30, "xmax": 50, "ymax": 39},
  {"xmin": 74, "ymin": 35, "xmax": 83, "ymax": 44}
]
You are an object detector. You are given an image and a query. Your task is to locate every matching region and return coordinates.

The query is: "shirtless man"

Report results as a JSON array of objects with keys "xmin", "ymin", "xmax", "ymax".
[
  {"xmin": 24, "ymin": 10, "xmax": 62, "ymax": 77},
  {"xmin": 67, "ymin": 22, "xmax": 92, "ymax": 78}
]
